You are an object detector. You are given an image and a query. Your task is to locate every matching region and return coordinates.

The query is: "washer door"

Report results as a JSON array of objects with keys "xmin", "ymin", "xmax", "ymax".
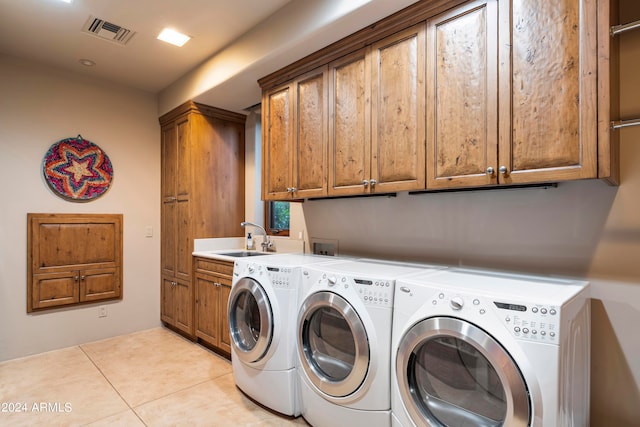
[
  {"xmin": 298, "ymin": 291, "xmax": 369, "ymax": 398},
  {"xmin": 228, "ymin": 277, "xmax": 273, "ymax": 364},
  {"xmin": 396, "ymin": 317, "xmax": 530, "ymax": 427}
]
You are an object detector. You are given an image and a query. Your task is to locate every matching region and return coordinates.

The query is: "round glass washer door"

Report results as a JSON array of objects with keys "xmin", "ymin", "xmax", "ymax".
[
  {"xmin": 228, "ymin": 277, "xmax": 273, "ymax": 364},
  {"xmin": 298, "ymin": 291, "xmax": 369, "ymax": 398},
  {"xmin": 396, "ymin": 317, "xmax": 530, "ymax": 427}
]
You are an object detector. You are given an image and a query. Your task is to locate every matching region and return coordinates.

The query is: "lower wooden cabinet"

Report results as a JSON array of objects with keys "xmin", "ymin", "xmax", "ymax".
[
  {"xmin": 193, "ymin": 257, "xmax": 233, "ymax": 355},
  {"xmin": 161, "ymin": 276, "xmax": 193, "ymax": 336}
]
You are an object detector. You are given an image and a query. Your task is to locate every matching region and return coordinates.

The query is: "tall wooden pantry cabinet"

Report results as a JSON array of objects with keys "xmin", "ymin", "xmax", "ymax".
[{"xmin": 159, "ymin": 101, "xmax": 245, "ymax": 337}]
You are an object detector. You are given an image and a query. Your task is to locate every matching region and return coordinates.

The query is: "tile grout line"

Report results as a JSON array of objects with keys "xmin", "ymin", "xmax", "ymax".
[{"xmin": 78, "ymin": 345, "xmax": 149, "ymax": 427}]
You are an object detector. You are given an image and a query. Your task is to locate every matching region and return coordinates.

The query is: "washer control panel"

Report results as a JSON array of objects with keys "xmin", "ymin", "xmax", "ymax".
[
  {"xmin": 317, "ymin": 273, "xmax": 394, "ymax": 307},
  {"xmin": 428, "ymin": 290, "xmax": 561, "ymax": 344},
  {"xmin": 245, "ymin": 264, "xmax": 296, "ymax": 289}
]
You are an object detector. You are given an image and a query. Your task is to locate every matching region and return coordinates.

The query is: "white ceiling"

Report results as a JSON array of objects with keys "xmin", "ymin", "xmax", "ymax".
[
  {"xmin": 0, "ymin": 0, "xmax": 421, "ymax": 113},
  {"xmin": 0, "ymin": 0, "xmax": 292, "ymax": 93}
]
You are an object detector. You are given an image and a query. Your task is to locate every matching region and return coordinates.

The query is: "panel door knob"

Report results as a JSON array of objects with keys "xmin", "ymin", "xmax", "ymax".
[
  {"xmin": 369, "ymin": 179, "xmax": 377, "ymax": 186},
  {"xmin": 499, "ymin": 166, "xmax": 508, "ymax": 175},
  {"xmin": 362, "ymin": 180, "xmax": 369, "ymax": 187},
  {"xmin": 486, "ymin": 167, "xmax": 494, "ymax": 175}
]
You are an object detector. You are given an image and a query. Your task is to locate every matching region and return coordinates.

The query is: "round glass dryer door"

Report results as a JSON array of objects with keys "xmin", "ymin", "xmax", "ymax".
[
  {"xmin": 298, "ymin": 291, "xmax": 369, "ymax": 397},
  {"xmin": 396, "ymin": 317, "xmax": 530, "ymax": 427},
  {"xmin": 228, "ymin": 277, "xmax": 273, "ymax": 364}
]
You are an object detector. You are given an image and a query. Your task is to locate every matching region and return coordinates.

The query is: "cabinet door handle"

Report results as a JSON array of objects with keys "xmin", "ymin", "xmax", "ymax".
[
  {"xmin": 214, "ymin": 282, "xmax": 220, "ymax": 287},
  {"xmin": 74, "ymin": 275, "xmax": 79, "ymax": 281},
  {"xmin": 499, "ymin": 166, "xmax": 508, "ymax": 175},
  {"xmin": 369, "ymin": 179, "xmax": 377, "ymax": 186},
  {"xmin": 81, "ymin": 275, "xmax": 86, "ymax": 280},
  {"xmin": 486, "ymin": 167, "xmax": 494, "ymax": 175},
  {"xmin": 362, "ymin": 180, "xmax": 369, "ymax": 187}
]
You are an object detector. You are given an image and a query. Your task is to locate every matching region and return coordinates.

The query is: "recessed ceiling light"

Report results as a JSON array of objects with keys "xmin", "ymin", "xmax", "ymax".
[
  {"xmin": 157, "ymin": 28, "xmax": 190, "ymax": 47},
  {"xmin": 79, "ymin": 58, "xmax": 96, "ymax": 67}
]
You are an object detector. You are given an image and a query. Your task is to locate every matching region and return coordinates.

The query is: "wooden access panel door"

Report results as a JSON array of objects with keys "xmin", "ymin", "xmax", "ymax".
[
  {"xmin": 293, "ymin": 67, "xmax": 328, "ymax": 198},
  {"xmin": 80, "ymin": 268, "xmax": 120, "ymax": 302},
  {"xmin": 426, "ymin": 0, "xmax": 498, "ymax": 189},
  {"xmin": 27, "ymin": 213, "xmax": 123, "ymax": 312},
  {"xmin": 371, "ymin": 24, "xmax": 426, "ymax": 193},
  {"xmin": 329, "ymin": 49, "xmax": 371, "ymax": 196},
  {"xmin": 32, "ymin": 272, "xmax": 79, "ymax": 309},
  {"xmin": 263, "ymin": 83, "xmax": 294, "ymax": 200},
  {"xmin": 498, "ymin": 0, "xmax": 597, "ymax": 183}
]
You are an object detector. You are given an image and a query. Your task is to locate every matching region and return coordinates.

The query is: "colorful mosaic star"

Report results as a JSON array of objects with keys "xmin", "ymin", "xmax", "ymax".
[{"xmin": 43, "ymin": 136, "xmax": 113, "ymax": 201}]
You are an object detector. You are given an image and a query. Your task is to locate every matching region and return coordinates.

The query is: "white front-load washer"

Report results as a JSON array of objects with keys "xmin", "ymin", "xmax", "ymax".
[
  {"xmin": 297, "ymin": 260, "xmax": 445, "ymax": 427},
  {"xmin": 391, "ymin": 268, "xmax": 591, "ymax": 427},
  {"xmin": 228, "ymin": 253, "xmax": 338, "ymax": 416}
]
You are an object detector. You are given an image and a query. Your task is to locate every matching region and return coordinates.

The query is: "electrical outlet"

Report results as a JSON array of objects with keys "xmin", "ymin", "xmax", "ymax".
[
  {"xmin": 99, "ymin": 305, "xmax": 107, "ymax": 318},
  {"xmin": 311, "ymin": 238, "xmax": 338, "ymax": 256}
]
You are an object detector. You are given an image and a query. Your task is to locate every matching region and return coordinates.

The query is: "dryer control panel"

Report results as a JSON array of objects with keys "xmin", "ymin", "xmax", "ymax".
[
  {"xmin": 428, "ymin": 290, "xmax": 561, "ymax": 344},
  {"xmin": 317, "ymin": 273, "xmax": 394, "ymax": 308},
  {"xmin": 264, "ymin": 266, "xmax": 296, "ymax": 290},
  {"xmin": 245, "ymin": 264, "xmax": 296, "ymax": 290}
]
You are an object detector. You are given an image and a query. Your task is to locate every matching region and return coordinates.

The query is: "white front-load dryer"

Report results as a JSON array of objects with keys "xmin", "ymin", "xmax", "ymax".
[
  {"xmin": 391, "ymin": 268, "xmax": 590, "ymax": 427},
  {"xmin": 297, "ymin": 260, "xmax": 445, "ymax": 427},
  {"xmin": 228, "ymin": 253, "xmax": 338, "ymax": 416}
]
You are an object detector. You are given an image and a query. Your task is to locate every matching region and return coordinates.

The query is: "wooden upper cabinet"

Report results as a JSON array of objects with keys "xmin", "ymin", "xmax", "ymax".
[
  {"xmin": 259, "ymin": 0, "xmax": 615, "ymax": 196},
  {"xmin": 263, "ymin": 82, "xmax": 294, "ymax": 200},
  {"xmin": 263, "ymin": 67, "xmax": 328, "ymax": 200},
  {"xmin": 329, "ymin": 49, "xmax": 371, "ymax": 196},
  {"xmin": 294, "ymin": 67, "xmax": 328, "ymax": 198},
  {"xmin": 498, "ymin": 0, "xmax": 597, "ymax": 184},
  {"xmin": 426, "ymin": 0, "xmax": 498, "ymax": 189},
  {"xmin": 329, "ymin": 24, "xmax": 425, "ymax": 196},
  {"xmin": 371, "ymin": 24, "xmax": 426, "ymax": 193}
]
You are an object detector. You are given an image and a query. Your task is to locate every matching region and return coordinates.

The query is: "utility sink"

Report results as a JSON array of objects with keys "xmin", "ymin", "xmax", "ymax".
[{"xmin": 218, "ymin": 251, "xmax": 271, "ymax": 257}]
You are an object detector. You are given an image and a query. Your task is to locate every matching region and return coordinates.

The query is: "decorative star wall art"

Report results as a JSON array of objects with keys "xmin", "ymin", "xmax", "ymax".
[{"xmin": 43, "ymin": 135, "xmax": 114, "ymax": 201}]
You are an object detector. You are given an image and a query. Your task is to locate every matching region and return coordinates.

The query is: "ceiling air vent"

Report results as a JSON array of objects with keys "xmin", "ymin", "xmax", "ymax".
[{"xmin": 82, "ymin": 15, "xmax": 135, "ymax": 45}]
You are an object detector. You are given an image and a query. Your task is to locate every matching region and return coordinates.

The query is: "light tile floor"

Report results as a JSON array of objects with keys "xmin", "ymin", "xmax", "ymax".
[{"xmin": 0, "ymin": 327, "xmax": 309, "ymax": 426}]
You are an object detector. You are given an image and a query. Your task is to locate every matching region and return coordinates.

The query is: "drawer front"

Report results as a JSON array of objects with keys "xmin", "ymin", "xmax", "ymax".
[{"xmin": 194, "ymin": 257, "xmax": 234, "ymax": 277}]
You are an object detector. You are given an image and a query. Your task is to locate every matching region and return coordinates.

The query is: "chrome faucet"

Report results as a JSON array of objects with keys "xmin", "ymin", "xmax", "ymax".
[{"xmin": 240, "ymin": 221, "xmax": 273, "ymax": 252}]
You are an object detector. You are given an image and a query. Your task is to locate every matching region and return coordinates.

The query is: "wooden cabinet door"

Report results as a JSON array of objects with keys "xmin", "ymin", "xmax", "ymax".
[
  {"xmin": 161, "ymin": 276, "xmax": 176, "ymax": 325},
  {"xmin": 293, "ymin": 66, "xmax": 328, "ymax": 198},
  {"xmin": 161, "ymin": 201, "xmax": 176, "ymax": 277},
  {"xmin": 329, "ymin": 49, "xmax": 371, "ymax": 196},
  {"xmin": 426, "ymin": 0, "xmax": 498, "ymax": 189},
  {"xmin": 218, "ymin": 279, "xmax": 232, "ymax": 354},
  {"xmin": 263, "ymin": 82, "xmax": 294, "ymax": 200},
  {"xmin": 79, "ymin": 268, "xmax": 120, "ymax": 302},
  {"xmin": 175, "ymin": 116, "xmax": 191, "ymax": 199},
  {"xmin": 371, "ymin": 24, "xmax": 426, "ymax": 193},
  {"xmin": 175, "ymin": 199, "xmax": 191, "ymax": 282},
  {"xmin": 161, "ymin": 122, "xmax": 178, "ymax": 278},
  {"xmin": 195, "ymin": 275, "xmax": 219, "ymax": 345},
  {"xmin": 161, "ymin": 124, "xmax": 177, "ymax": 202},
  {"xmin": 173, "ymin": 277, "xmax": 193, "ymax": 335},
  {"xmin": 498, "ymin": 0, "xmax": 597, "ymax": 184}
]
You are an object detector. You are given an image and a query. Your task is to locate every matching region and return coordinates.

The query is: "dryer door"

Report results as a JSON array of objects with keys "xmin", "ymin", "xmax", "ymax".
[
  {"xmin": 396, "ymin": 317, "xmax": 530, "ymax": 427},
  {"xmin": 228, "ymin": 277, "xmax": 273, "ymax": 364},
  {"xmin": 298, "ymin": 291, "xmax": 369, "ymax": 398}
]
